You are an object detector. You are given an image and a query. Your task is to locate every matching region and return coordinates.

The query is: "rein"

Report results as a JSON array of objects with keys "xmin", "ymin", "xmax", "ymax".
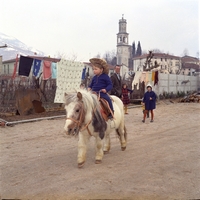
[{"xmin": 66, "ymin": 102, "xmax": 95, "ymax": 136}]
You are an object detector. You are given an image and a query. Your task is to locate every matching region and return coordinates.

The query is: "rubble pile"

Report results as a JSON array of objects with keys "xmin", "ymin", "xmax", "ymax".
[{"xmin": 179, "ymin": 93, "xmax": 200, "ymax": 103}]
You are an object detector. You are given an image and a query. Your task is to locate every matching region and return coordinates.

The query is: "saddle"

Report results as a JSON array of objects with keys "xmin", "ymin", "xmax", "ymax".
[{"xmin": 99, "ymin": 98, "xmax": 114, "ymax": 121}]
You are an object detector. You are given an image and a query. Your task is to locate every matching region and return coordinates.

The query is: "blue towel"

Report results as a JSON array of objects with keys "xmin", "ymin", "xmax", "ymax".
[
  {"xmin": 33, "ymin": 59, "xmax": 42, "ymax": 77},
  {"xmin": 81, "ymin": 67, "xmax": 86, "ymax": 80},
  {"xmin": 51, "ymin": 62, "xmax": 57, "ymax": 79}
]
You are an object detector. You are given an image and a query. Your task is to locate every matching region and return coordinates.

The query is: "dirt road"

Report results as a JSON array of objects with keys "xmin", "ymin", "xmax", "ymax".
[{"xmin": 1, "ymin": 101, "xmax": 200, "ymax": 199}]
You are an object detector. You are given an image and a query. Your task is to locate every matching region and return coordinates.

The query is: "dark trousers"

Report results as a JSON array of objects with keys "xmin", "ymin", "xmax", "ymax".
[{"xmin": 100, "ymin": 93, "xmax": 114, "ymax": 113}]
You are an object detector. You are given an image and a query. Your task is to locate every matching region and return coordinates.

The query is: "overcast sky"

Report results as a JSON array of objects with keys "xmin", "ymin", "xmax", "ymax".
[{"xmin": 1, "ymin": 0, "xmax": 199, "ymax": 61}]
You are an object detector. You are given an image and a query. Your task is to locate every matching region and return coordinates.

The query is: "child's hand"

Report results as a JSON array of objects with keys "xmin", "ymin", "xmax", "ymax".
[{"xmin": 101, "ymin": 89, "xmax": 106, "ymax": 93}]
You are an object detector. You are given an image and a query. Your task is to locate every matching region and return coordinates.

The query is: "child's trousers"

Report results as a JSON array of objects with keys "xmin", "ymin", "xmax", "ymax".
[{"xmin": 100, "ymin": 93, "xmax": 114, "ymax": 113}]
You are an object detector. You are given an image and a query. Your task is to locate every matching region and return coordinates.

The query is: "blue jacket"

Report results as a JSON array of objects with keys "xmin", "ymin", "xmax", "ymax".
[
  {"xmin": 89, "ymin": 73, "xmax": 113, "ymax": 93},
  {"xmin": 143, "ymin": 91, "xmax": 157, "ymax": 110}
]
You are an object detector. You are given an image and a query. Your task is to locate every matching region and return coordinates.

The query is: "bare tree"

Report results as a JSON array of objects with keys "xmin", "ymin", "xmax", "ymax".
[
  {"xmin": 103, "ymin": 50, "xmax": 116, "ymax": 65},
  {"xmin": 54, "ymin": 51, "xmax": 79, "ymax": 61},
  {"xmin": 151, "ymin": 48, "xmax": 163, "ymax": 53}
]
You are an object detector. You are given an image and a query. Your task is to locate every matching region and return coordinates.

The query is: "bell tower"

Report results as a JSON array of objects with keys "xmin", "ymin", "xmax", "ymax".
[{"xmin": 116, "ymin": 14, "xmax": 131, "ymax": 67}]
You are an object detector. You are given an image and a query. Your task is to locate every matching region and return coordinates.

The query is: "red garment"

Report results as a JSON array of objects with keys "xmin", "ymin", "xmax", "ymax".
[
  {"xmin": 154, "ymin": 71, "xmax": 159, "ymax": 85},
  {"xmin": 43, "ymin": 60, "xmax": 52, "ymax": 80},
  {"xmin": 12, "ymin": 54, "xmax": 19, "ymax": 79}
]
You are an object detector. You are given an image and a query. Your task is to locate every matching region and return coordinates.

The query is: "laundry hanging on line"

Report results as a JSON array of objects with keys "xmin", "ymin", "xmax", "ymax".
[
  {"xmin": 51, "ymin": 62, "xmax": 57, "ymax": 79},
  {"xmin": 33, "ymin": 59, "xmax": 42, "ymax": 77},
  {"xmin": 42, "ymin": 60, "xmax": 52, "ymax": 80},
  {"xmin": 12, "ymin": 54, "xmax": 19, "ymax": 79},
  {"xmin": 18, "ymin": 55, "xmax": 33, "ymax": 77}
]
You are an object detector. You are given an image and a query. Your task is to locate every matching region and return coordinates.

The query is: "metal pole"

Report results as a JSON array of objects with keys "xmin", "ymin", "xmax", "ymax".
[{"xmin": 3, "ymin": 115, "xmax": 66, "ymax": 126}]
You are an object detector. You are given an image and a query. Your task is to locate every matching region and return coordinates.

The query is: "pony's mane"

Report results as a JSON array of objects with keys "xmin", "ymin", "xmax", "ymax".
[
  {"xmin": 64, "ymin": 89, "xmax": 100, "ymax": 113},
  {"xmin": 79, "ymin": 89, "xmax": 98, "ymax": 111}
]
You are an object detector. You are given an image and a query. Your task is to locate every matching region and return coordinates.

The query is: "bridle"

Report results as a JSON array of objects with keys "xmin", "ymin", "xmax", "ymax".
[{"xmin": 66, "ymin": 101, "xmax": 93, "ymax": 136}]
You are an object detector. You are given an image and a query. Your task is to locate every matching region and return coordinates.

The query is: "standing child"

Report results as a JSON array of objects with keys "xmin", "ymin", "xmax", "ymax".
[
  {"xmin": 142, "ymin": 84, "xmax": 157, "ymax": 123},
  {"xmin": 121, "ymin": 83, "xmax": 133, "ymax": 114},
  {"xmin": 88, "ymin": 58, "xmax": 114, "ymax": 119}
]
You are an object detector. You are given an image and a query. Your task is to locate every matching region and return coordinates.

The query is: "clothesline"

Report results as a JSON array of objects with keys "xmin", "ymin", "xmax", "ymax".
[
  {"xmin": 132, "ymin": 71, "xmax": 159, "ymax": 90},
  {"xmin": 12, "ymin": 55, "xmax": 58, "ymax": 80}
]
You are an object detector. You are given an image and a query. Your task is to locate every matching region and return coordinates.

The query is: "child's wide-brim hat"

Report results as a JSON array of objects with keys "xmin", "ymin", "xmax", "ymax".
[
  {"xmin": 89, "ymin": 58, "xmax": 109, "ymax": 74},
  {"xmin": 146, "ymin": 83, "xmax": 152, "ymax": 88}
]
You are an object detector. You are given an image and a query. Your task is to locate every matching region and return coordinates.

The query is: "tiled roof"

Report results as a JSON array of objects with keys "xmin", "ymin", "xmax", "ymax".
[
  {"xmin": 133, "ymin": 53, "xmax": 180, "ymax": 60},
  {"xmin": 181, "ymin": 55, "xmax": 199, "ymax": 63},
  {"xmin": 182, "ymin": 63, "xmax": 200, "ymax": 70},
  {"xmin": 3, "ymin": 56, "xmax": 61, "ymax": 63},
  {"xmin": 27, "ymin": 56, "xmax": 61, "ymax": 63},
  {"xmin": 2, "ymin": 58, "xmax": 16, "ymax": 63}
]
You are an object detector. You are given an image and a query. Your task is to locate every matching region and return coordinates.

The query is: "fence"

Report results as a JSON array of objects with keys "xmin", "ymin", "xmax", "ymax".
[
  {"xmin": 130, "ymin": 72, "xmax": 199, "ymax": 100},
  {"xmin": 0, "ymin": 76, "xmax": 59, "ymax": 114}
]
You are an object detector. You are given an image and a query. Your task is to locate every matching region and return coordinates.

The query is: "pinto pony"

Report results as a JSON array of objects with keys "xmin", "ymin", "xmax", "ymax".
[{"xmin": 63, "ymin": 89, "xmax": 127, "ymax": 168}]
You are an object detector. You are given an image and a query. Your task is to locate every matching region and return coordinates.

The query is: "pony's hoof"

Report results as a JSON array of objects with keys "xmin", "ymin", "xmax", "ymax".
[
  {"xmin": 78, "ymin": 161, "xmax": 85, "ymax": 168},
  {"xmin": 104, "ymin": 151, "xmax": 109, "ymax": 154},
  {"xmin": 121, "ymin": 147, "xmax": 126, "ymax": 151},
  {"xmin": 95, "ymin": 160, "xmax": 102, "ymax": 164}
]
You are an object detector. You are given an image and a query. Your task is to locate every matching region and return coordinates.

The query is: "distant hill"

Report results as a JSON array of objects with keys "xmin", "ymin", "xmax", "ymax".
[{"xmin": 0, "ymin": 32, "xmax": 44, "ymax": 61}]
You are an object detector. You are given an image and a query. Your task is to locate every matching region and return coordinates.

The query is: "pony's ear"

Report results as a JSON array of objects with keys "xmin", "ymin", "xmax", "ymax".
[{"xmin": 77, "ymin": 92, "xmax": 82, "ymax": 101}]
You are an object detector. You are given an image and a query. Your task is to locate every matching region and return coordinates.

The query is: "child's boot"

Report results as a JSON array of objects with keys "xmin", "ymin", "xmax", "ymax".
[{"xmin": 125, "ymin": 106, "xmax": 128, "ymax": 114}]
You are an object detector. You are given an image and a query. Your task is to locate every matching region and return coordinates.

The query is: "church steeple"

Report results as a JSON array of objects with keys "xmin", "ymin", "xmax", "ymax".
[
  {"xmin": 116, "ymin": 15, "xmax": 130, "ymax": 67},
  {"xmin": 117, "ymin": 14, "xmax": 129, "ymax": 45}
]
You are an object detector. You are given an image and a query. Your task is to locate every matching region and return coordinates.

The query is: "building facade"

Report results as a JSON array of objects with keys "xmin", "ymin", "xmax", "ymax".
[
  {"xmin": 1, "ymin": 58, "xmax": 16, "ymax": 76},
  {"xmin": 0, "ymin": 56, "xmax": 2, "ymax": 74},
  {"xmin": 133, "ymin": 53, "xmax": 182, "ymax": 74},
  {"xmin": 180, "ymin": 55, "xmax": 200, "ymax": 76}
]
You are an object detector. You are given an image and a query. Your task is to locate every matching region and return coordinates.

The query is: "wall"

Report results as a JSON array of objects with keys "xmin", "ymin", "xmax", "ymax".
[{"xmin": 150, "ymin": 73, "xmax": 199, "ymax": 96}]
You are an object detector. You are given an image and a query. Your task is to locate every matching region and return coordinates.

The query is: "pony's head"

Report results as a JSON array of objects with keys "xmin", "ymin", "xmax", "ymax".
[
  {"xmin": 63, "ymin": 90, "xmax": 95, "ymax": 136},
  {"xmin": 63, "ymin": 89, "xmax": 107, "ymax": 139}
]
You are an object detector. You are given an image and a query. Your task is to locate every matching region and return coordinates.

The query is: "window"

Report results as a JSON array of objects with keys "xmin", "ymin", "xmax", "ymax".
[
  {"xmin": 161, "ymin": 58, "xmax": 163, "ymax": 61},
  {"xmin": 175, "ymin": 61, "xmax": 180, "ymax": 66}
]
